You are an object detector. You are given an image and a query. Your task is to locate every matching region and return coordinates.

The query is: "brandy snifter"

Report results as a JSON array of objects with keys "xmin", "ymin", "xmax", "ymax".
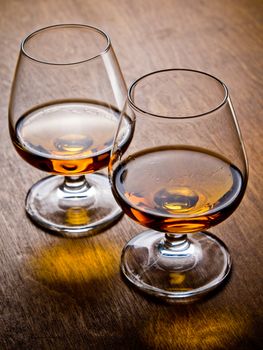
[
  {"xmin": 9, "ymin": 24, "xmax": 133, "ymax": 237},
  {"xmin": 109, "ymin": 69, "xmax": 248, "ymax": 300}
]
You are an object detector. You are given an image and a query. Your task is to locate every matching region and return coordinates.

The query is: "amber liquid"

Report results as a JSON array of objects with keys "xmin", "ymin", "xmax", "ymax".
[
  {"xmin": 112, "ymin": 146, "xmax": 246, "ymax": 233},
  {"xmin": 11, "ymin": 100, "xmax": 133, "ymax": 175}
]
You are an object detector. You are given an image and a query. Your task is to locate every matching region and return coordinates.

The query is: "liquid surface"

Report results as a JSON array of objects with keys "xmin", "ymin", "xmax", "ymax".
[
  {"xmin": 12, "ymin": 101, "xmax": 132, "ymax": 174},
  {"xmin": 112, "ymin": 146, "xmax": 245, "ymax": 233}
]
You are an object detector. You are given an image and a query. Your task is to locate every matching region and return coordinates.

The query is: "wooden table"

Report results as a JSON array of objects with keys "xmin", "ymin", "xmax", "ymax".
[{"xmin": 1, "ymin": 0, "xmax": 262, "ymax": 349}]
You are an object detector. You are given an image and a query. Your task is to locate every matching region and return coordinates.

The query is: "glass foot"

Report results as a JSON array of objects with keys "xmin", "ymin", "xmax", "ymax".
[
  {"xmin": 121, "ymin": 230, "xmax": 231, "ymax": 302},
  {"xmin": 25, "ymin": 173, "xmax": 123, "ymax": 237}
]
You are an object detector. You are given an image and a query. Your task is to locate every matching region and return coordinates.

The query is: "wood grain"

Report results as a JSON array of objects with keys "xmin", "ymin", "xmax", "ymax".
[{"xmin": 0, "ymin": 0, "xmax": 262, "ymax": 349}]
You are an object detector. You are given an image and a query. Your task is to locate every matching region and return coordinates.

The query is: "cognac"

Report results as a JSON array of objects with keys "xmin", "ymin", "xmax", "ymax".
[
  {"xmin": 112, "ymin": 146, "xmax": 246, "ymax": 233},
  {"xmin": 11, "ymin": 100, "xmax": 132, "ymax": 175}
]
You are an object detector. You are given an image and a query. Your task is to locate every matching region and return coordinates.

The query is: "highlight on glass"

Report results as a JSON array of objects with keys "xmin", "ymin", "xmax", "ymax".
[
  {"xmin": 9, "ymin": 24, "xmax": 133, "ymax": 237},
  {"xmin": 109, "ymin": 68, "xmax": 248, "ymax": 301}
]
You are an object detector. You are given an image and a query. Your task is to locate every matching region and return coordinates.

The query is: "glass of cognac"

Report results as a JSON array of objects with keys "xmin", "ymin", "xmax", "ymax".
[
  {"xmin": 109, "ymin": 69, "xmax": 248, "ymax": 301},
  {"xmin": 9, "ymin": 24, "xmax": 133, "ymax": 237}
]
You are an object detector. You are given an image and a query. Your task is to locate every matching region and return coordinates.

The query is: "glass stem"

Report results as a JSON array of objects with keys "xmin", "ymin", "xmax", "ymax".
[
  {"xmin": 61, "ymin": 175, "xmax": 91, "ymax": 194},
  {"xmin": 159, "ymin": 233, "xmax": 190, "ymax": 256}
]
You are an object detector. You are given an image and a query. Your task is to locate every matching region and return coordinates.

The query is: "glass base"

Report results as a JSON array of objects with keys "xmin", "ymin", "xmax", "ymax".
[
  {"xmin": 25, "ymin": 173, "xmax": 123, "ymax": 238},
  {"xmin": 121, "ymin": 230, "xmax": 231, "ymax": 302}
]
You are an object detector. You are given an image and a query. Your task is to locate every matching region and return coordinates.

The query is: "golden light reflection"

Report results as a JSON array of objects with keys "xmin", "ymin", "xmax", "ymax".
[
  {"xmin": 169, "ymin": 272, "xmax": 186, "ymax": 285},
  {"xmin": 140, "ymin": 310, "xmax": 248, "ymax": 350},
  {"xmin": 51, "ymin": 157, "xmax": 93, "ymax": 173},
  {"xmin": 30, "ymin": 240, "xmax": 120, "ymax": 285},
  {"xmin": 66, "ymin": 207, "xmax": 90, "ymax": 225}
]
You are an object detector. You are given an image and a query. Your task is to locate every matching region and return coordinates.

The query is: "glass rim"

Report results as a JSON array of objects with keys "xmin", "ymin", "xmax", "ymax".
[
  {"xmin": 21, "ymin": 23, "xmax": 111, "ymax": 66},
  {"xmin": 128, "ymin": 68, "xmax": 229, "ymax": 119}
]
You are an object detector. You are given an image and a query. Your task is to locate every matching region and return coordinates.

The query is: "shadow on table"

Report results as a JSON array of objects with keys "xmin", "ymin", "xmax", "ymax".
[{"xmin": 3, "ymin": 237, "xmax": 258, "ymax": 350}]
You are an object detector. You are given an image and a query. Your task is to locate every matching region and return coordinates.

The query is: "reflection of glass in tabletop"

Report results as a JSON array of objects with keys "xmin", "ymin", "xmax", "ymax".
[
  {"xmin": 109, "ymin": 69, "xmax": 248, "ymax": 301},
  {"xmin": 9, "ymin": 24, "xmax": 133, "ymax": 237}
]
